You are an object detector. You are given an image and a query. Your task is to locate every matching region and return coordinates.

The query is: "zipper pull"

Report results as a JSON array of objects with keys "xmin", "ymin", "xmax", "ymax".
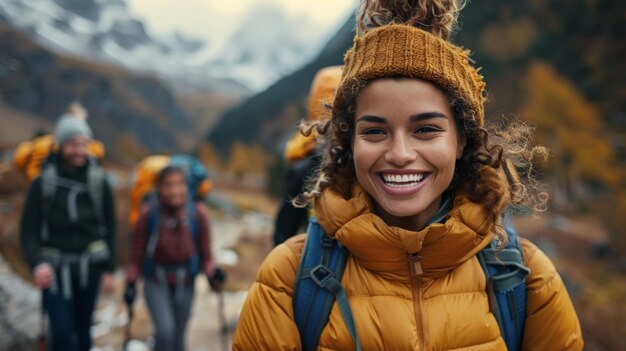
[{"xmin": 409, "ymin": 252, "xmax": 423, "ymax": 277}]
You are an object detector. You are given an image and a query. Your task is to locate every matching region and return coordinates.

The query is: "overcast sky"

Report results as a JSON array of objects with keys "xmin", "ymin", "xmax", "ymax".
[{"xmin": 128, "ymin": 0, "xmax": 355, "ymax": 57}]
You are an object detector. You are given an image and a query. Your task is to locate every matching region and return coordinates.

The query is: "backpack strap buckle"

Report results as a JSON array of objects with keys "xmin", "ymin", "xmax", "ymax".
[
  {"xmin": 310, "ymin": 264, "xmax": 334, "ymax": 288},
  {"xmin": 321, "ymin": 235, "xmax": 334, "ymax": 249}
]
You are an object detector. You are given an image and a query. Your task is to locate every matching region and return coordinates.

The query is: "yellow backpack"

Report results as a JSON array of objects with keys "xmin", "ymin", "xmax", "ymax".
[{"xmin": 13, "ymin": 134, "xmax": 105, "ymax": 182}]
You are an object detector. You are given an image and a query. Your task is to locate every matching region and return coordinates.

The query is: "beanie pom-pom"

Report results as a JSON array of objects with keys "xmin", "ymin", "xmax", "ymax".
[{"xmin": 65, "ymin": 101, "xmax": 88, "ymax": 120}]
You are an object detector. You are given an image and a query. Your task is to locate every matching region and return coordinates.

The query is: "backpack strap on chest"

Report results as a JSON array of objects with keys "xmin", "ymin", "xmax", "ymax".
[
  {"xmin": 40, "ymin": 164, "xmax": 57, "ymax": 242},
  {"xmin": 294, "ymin": 217, "xmax": 362, "ymax": 351},
  {"xmin": 40, "ymin": 160, "xmax": 107, "ymax": 242},
  {"xmin": 477, "ymin": 217, "xmax": 530, "ymax": 351},
  {"xmin": 185, "ymin": 199, "xmax": 201, "ymax": 276},
  {"xmin": 145, "ymin": 199, "xmax": 161, "ymax": 259},
  {"xmin": 86, "ymin": 159, "xmax": 107, "ymax": 236},
  {"xmin": 142, "ymin": 198, "xmax": 201, "ymax": 278}
]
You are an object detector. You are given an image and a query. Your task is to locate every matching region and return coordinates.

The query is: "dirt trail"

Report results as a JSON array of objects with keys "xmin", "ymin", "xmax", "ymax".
[{"xmin": 91, "ymin": 272, "xmax": 248, "ymax": 351}]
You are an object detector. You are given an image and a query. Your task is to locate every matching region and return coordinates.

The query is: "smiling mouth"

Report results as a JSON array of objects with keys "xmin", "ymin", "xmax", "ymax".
[{"xmin": 381, "ymin": 173, "xmax": 426, "ymax": 188}]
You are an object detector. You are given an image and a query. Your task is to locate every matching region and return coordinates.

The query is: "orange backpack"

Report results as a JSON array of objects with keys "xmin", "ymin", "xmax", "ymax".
[
  {"xmin": 129, "ymin": 155, "xmax": 212, "ymax": 229},
  {"xmin": 13, "ymin": 134, "xmax": 105, "ymax": 182}
]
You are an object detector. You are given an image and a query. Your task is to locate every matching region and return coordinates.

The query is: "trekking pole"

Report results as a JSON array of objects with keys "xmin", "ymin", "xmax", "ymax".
[
  {"xmin": 123, "ymin": 302, "xmax": 133, "ymax": 351},
  {"xmin": 38, "ymin": 293, "xmax": 47, "ymax": 351},
  {"xmin": 208, "ymin": 267, "xmax": 229, "ymax": 351},
  {"xmin": 217, "ymin": 290, "xmax": 229, "ymax": 351},
  {"xmin": 217, "ymin": 289, "xmax": 228, "ymax": 334},
  {"xmin": 123, "ymin": 282, "xmax": 136, "ymax": 351}
]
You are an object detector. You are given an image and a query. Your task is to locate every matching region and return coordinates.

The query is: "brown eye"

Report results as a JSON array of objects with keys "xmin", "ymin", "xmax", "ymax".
[
  {"xmin": 361, "ymin": 128, "xmax": 386, "ymax": 135},
  {"xmin": 415, "ymin": 126, "xmax": 441, "ymax": 134}
]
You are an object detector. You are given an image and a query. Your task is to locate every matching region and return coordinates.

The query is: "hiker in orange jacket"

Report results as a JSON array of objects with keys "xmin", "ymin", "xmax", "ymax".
[
  {"xmin": 273, "ymin": 66, "xmax": 342, "ymax": 246},
  {"xmin": 233, "ymin": 1, "xmax": 583, "ymax": 350}
]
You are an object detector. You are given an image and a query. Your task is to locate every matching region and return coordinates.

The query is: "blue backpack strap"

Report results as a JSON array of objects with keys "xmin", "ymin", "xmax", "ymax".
[
  {"xmin": 294, "ymin": 217, "xmax": 362, "ymax": 351},
  {"xmin": 185, "ymin": 199, "xmax": 201, "ymax": 276},
  {"xmin": 477, "ymin": 217, "xmax": 530, "ymax": 351},
  {"xmin": 142, "ymin": 199, "xmax": 201, "ymax": 277},
  {"xmin": 141, "ymin": 200, "xmax": 160, "ymax": 277}
]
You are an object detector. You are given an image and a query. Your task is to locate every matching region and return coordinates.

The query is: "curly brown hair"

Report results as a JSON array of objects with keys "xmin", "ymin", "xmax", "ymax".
[
  {"xmin": 295, "ymin": 87, "xmax": 548, "ymax": 245},
  {"xmin": 357, "ymin": 0, "xmax": 466, "ymax": 40}
]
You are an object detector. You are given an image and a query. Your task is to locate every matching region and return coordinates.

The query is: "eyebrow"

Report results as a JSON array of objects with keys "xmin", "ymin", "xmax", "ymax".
[
  {"xmin": 410, "ymin": 112, "xmax": 449, "ymax": 122},
  {"xmin": 356, "ymin": 112, "xmax": 448, "ymax": 124},
  {"xmin": 356, "ymin": 115, "xmax": 386, "ymax": 123}
]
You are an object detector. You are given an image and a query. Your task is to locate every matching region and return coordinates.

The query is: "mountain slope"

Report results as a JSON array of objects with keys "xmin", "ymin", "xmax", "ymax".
[
  {"xmin": 0, "ymin": 0, "xmax": 241, "ymax": 91},
  {"xmin": 207, "ymin": 15, "xmax": 355, "ymax": 157},
  {"xmin": 0, "ymin": 23, "xmax": 193, "ymax": 162},
  {"xmin": 0, "ymin": 0, "xmax": 328, "ymax": 92},
  {"xmin": 452, "ymin": 0, "xmax": 626, "ymax": 122}
]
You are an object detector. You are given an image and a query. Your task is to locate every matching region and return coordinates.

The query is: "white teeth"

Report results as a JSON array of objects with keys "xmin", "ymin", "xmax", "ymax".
[{"xmin": 382, "ymin": 173, "xmax": 425, "ymax": 186}]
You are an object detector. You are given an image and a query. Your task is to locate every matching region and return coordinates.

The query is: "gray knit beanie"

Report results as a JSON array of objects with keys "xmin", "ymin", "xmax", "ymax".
[{"xmin": 54, "ymin": 115, "xmax": 93, "ymax": 146}]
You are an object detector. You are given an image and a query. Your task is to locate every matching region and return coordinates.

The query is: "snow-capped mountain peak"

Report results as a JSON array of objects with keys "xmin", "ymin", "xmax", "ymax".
[
  {"xmin": 209, "ymin": 3, "xmax": 325, "ymax": 90},
  {"xmin": 0, "ymin": 0, "xmax": 332, "ymax": 91}
]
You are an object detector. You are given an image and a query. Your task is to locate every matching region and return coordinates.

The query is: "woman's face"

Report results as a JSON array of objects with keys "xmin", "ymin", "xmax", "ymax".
[
  {"xmin": 60, "ymin": 135, "xmax": 89, "ymax": 168},
  {"xmin": 158, "ymin": 171, "xmax": 188, "ymax": 208},
  {"xmin": 353, "ymin": 78, "xmax": 465, "ymax": 231}
]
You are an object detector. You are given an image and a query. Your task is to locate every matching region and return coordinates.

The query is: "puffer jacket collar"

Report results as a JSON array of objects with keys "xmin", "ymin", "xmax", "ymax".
[{"xmin": 314, "ymin": 184, "xmax": 494, "ymax": 283}]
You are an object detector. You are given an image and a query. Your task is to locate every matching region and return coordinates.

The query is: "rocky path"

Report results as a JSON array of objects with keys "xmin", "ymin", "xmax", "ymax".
[{"xmin": 0, "ymin": 205, "xmax": 273, "ymax": 351}]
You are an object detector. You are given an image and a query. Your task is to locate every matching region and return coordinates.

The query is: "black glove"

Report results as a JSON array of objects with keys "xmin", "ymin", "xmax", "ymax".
[
  {"xmin": 209, "ymin": 267, "xmax": 227, "ymax": 292},
  {"xmin": 124, "ymin": 282, "xmax": 136, "ymax": 306}
]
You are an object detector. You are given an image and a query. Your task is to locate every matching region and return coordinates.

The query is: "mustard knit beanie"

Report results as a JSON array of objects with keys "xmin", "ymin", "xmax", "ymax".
[{"xmin": 334, "ymin": 22, "xmax": 486, "ymax": 126}]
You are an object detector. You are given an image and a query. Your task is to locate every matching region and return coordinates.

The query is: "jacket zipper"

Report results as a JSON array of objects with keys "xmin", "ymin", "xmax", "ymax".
[{"xmin": 409, "ymin": 252, "xmax": 426, "ymax": 350}]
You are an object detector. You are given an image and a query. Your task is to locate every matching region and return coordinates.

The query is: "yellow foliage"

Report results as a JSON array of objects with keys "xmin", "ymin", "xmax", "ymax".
[
  {"xmin": 481, "ymin": 18, "xmax": 537, "ymax": 62},
  {"xmin": 226, "ymin": 142, "xmax": 275, "ymax": 176},
  {"xmin": 522, "ymin": 62, "xmax": 619, "ymax": 187},
  {"xmin": 198, "ymin": 142, "xmax": 223, "ymax": 171},
  {"xmin": 115, "ymin": 134, "xmax": 149, "ymax": 163}
]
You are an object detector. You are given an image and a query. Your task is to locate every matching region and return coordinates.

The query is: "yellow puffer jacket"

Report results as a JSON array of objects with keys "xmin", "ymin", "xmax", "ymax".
[{"xmin": 233, "ymin": 185, "xmax": 583, "ymax": 350}]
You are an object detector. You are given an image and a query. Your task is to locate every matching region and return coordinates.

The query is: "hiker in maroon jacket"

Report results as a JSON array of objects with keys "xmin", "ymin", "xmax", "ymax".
[{"xmin": 125, "ymin": 165, "xmax": 215, "ymax": 351}]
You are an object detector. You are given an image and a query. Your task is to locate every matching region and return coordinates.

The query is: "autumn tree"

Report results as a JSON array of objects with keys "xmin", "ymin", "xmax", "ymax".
[
  {"xmin": 225, "ymin": 142, "xmax": 275, "ymax": 185},
  {"xmin": 198, "ymin": 142, "xmax": 223, "ymax": 172},
  {"xmin": 114, "ymin": 134, "xmax": 149, "ymax": 166},
  {"xmin": 521, "ymin": 62, "xmax": 620, "ymax": 210}
]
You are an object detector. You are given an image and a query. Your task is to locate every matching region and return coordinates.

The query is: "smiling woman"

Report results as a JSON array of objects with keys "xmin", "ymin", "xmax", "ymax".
[
  {"xmin": 353, "ymin": 78, "xmax": 462, "ymax": 230},
  {"xmin": 232, "ymin": 0, "xmax": 584, "ymax": 350}
]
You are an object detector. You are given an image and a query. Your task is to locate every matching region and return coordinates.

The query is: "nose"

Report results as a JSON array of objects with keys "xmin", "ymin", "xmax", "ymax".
[{"xmin": 384, "ymin": 133, "xmax": 416, "ymax": 166}]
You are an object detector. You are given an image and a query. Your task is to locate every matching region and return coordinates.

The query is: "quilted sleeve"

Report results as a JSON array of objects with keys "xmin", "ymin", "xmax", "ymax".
[
  {"xmin": 521, "ymin": 238, "xmax": 584, "ymax": 350},
  {"xmin": 233, "ymin": 235, "xmax": 306, "ymax": 350}
]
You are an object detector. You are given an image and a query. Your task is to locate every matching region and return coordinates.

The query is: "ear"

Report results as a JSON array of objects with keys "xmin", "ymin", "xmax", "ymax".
[{"xmin": 456, "ymin": 135, "xmax": 466, "ymax": 160}]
